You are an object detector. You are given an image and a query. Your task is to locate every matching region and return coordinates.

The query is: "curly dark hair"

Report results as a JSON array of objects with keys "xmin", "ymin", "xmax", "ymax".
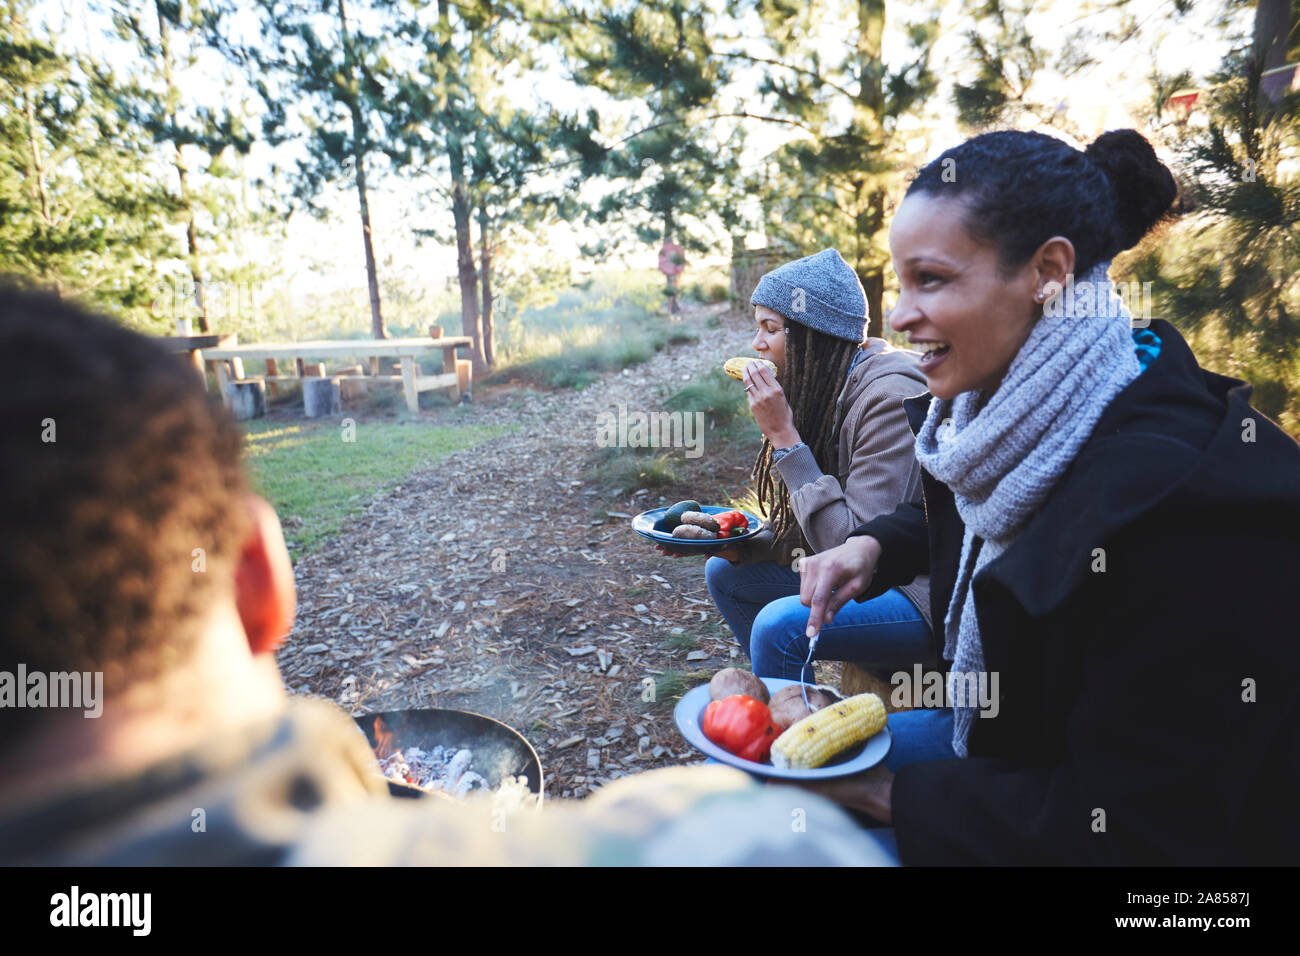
[
  {"xmin": 906, "ymin": 128, "xmax": 1180, "ymax": 276},
  {"xmin": 752, "ymin": 320, "xmax": 861, "ymax": 553},
  {"xmin": 0, "ymin": 288, "xmax": 253, "ymax": 726}
]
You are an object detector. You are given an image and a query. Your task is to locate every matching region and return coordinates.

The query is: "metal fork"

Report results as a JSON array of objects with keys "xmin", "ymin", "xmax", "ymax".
[{"xmin": 801, "ymin": 633, "xmax": 820, "ymax": 709}]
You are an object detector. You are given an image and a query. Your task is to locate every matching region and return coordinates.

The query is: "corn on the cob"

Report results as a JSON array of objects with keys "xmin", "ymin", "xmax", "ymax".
[
  {"xmin": 770, "ymin": 692, "xmax": 887, "ymax": 769},
  {"xmin": 723, "ymin": 356, "xmax": 778, "ymax": 380}
]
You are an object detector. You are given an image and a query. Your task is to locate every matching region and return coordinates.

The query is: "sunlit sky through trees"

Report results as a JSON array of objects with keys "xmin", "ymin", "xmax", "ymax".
[{"xmin": 34, "ymin": 0, "xmax": 1248, "ymax": 297}]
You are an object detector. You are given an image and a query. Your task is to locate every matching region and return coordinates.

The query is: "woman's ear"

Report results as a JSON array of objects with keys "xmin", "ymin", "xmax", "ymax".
[
  {"xmin": 232, "ymin": 495, "xmax": 297, "ymax": 657},
  {"xmin": 1034, "ymin": 236, "xmax": 1076, "ymax": 299}
]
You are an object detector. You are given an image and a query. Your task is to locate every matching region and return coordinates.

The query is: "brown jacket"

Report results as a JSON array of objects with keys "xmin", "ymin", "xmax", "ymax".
[
  {"xmin": 741, "ymin": 338, "xmax": 932, "ymax": 632},
  {"xmin": 0, "ymin": 698, "xmax": 899, "ymax": 865}
]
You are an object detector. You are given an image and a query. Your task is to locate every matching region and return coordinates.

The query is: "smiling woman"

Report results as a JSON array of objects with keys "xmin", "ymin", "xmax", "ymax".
[
  {"xmin": 792, "ymin": 128, "xmax": 1300, "ymax": 864},
  {"xmin": 889, "ymin": 195, "xmax": 1048, "ymax": 401},
  {"xmin": 889, "ymin": 130, "xmax": 1178, "ymax": 401}
]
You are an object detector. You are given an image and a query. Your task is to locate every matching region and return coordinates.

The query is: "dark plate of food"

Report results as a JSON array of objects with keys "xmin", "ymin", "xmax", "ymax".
[{"xmin": 632, "ymin": 502, "xmax": 766, "ymax": 555}]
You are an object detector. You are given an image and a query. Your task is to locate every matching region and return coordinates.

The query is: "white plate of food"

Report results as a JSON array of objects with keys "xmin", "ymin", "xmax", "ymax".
[{"xmin": 673, "ymin": 674, "xmax": 892, "ymax": 781}]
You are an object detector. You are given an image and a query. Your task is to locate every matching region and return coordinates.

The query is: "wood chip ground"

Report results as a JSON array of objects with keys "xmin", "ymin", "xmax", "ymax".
[{"xmin": 275, "ymin": 303, "xmax": 841, "ymax": 798}]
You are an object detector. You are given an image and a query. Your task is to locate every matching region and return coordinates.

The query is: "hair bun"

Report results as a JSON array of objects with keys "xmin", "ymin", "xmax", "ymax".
[{"xmin": 1084, "ymin": 129, "xmax": 1179, "ymax": 252}]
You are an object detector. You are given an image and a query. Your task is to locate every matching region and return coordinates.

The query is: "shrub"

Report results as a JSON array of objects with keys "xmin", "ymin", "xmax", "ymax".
[{"xmin": 663, "ymin": 368, "xmax": 748, "ymax": 427}]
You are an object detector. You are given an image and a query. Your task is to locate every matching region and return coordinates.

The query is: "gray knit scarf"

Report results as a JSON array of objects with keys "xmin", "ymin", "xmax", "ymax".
[{"xmin": 912, "ymin": 260, "xmax": 1141, "ymax": 757}]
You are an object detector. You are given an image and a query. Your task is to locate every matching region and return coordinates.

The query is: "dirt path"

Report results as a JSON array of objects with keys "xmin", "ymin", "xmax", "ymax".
[{"xmin": 279, "ymin": 302, "xmax": 768, "ymax": 797}]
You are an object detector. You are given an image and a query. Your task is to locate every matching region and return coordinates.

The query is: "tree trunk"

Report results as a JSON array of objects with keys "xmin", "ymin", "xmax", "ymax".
[
  {"xmin": 353, "ymin": 142, "xmax": 386, "ymax": 340},
  {"xmin": 450, "ymin": 169, "xmax": 486, "ymax": 370},
  {"xmin": 338, "ymin": 0, "xmax": 386, "ymax": 340},
  {"xmin": 855, "ymin": 0, "xmax": 887, "ymax": 339},
  {"xmin": 21, "ymin": 88, "xmax": 52, "ymax": 278},
  {"xmin": 181, "ymin": 179, "xmax": 209, "ymax": 333},
  {"xmin": 478, "ymin": 206, "xmax": 495, "ymax": 367},
  {"xmin": 862, "ymin": 193, "xmax": 885, "ymax": 339},
  {"xmin": 859, "ymin": 271, "xmax": 884, "ymax": 341},
  {"xmin": 156, "ymin": 2, "xmax": 209, "ymax": 333},
  {"xmin": 437, "ymin": 0, "xmax": 485, "ymax": 371}
]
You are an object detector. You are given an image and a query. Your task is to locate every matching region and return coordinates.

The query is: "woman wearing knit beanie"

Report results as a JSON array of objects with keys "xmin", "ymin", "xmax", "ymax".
[
  {"xmin": 698, "ymin": 248, "xmax": 936, "ymax": 690},
  {"xmin": 792, "ymin": 128, "xmax": 1300, "ymax": 865}
]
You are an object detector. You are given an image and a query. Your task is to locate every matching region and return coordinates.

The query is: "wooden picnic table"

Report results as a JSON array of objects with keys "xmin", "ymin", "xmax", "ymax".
[
  {"xmin": 155, "ymin": 333, "xmax": 237, "ymax": 379},
  {"xmin": 200, "ymin": 336, "xmax": 472, "ymax": 412}
]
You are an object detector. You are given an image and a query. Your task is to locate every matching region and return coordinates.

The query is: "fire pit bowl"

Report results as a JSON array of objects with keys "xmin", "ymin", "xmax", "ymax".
[{"xmin": 354, "ymin": 708, "xmax": 544, "ymax": 805}]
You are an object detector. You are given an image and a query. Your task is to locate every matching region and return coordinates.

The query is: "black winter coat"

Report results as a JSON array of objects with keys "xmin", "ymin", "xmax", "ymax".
[{"xmin": 851, "ymin": 320, "xmax": 1300, "ymax": 865}]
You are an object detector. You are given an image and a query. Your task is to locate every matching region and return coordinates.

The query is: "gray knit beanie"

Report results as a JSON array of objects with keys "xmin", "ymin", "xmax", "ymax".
[{"xmin": 750, "ymin": 249, "xmax": 867, "ymax": 342}]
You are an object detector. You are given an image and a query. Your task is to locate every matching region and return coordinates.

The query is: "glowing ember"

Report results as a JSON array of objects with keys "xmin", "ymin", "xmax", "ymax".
[
  {"xmin": 369, "ymin": 716, "xmax": 536, "ymax": 808},
  {"xmin": 378, "ymin": 743, "xmax": 490, "ymax": 798}
]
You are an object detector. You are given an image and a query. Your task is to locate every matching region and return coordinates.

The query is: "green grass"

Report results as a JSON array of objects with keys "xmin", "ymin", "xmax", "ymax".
[
  {"xmin": 660, "ymin": 632, "xmax": 700, "ymax": 652},
  {"xmin": 681, "ymin": 267, "xmax": 731, "ymax": 305},
  {"xmin": 662, "ymin": 368, "xmax": 750, "ymax": 428},
  {"xmin": 481, "ymin": 269, "xmax": 686, "ymax": 390},
  {"xmin": 593, "ymin": 448, "xmax": 680, "ymax": 493},
  {"xmin": 417, "ymin": 269, "xmax": 707, "ymax": 393},
  {"xmin": 585, "ymin": 370, "xmax": 759, "ymax": 495},
  {"xmin": 725, "ymin": 485, "xmax": 765, "ymax": 517},
  {"xmin": 242, "ymin": 418, "xmax": 513, "ymax": 555},
  {"xmin": 649, "ymin": 670, "xmax": 711, "ymax": 712},
  {"xmin": 493, "ymin": 328, "xmax": 674, "ymax": 390}
]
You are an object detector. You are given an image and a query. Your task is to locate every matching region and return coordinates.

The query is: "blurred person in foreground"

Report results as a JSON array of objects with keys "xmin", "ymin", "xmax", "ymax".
[{"xmin": 0, "ymin": 288, "xmax": 894, "ymax": 866}]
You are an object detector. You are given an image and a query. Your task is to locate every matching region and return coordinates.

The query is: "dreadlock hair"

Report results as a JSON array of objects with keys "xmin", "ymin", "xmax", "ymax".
[{"xmin": 751, "ymin": 319, "xmax": 862, "ymax": 554}]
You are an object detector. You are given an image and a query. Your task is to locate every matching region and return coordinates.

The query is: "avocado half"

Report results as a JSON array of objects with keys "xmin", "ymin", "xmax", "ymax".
[{"xmin": 661, "ymin": 499, "xmax": 702, "ymax": 532}]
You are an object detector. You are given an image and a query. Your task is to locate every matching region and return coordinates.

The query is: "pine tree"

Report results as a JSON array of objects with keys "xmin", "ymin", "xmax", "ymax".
[
  {"xmin": 382, "ymin": 0, "xmax": 575, "ymax": 370},
  {"xmin": 560, "ymin": 1, "xmax": 745, "ymax": 312},
  {"xmin": 381, "ymin": 0, "xmax": 487, "ymax": 368},
  {"xmin": 948, "ymin": 0, "xmax": 1200, "ymax": 135},
  {"xmin": 469, "ymin": 108, "xmax": 574, "ymax": 366},
  {"xmin": 109, "ymin": 0, "xmax": 257, "ymax": 334},
  {"xmin": 722, "ymin": 0, "xmax": 936, "ymax": 336},
  {"xmin": 0, "ymin": 0, "xmax": 180, "ymax": 326},
  {"xmin": 1128, "ymin": 0, "xmax": 1300, "ymax": 435},
  {"xmin": 555, "ymin": 0, "xmax": 933, "ymax": 331},
  {"xmin": 210, "ymin": 0, "xmax": 398, "ymax": 340}
]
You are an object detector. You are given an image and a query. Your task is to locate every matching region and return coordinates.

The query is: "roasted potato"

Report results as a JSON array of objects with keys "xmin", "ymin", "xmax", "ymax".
[
  {"xmin": 769, "ymin": 683, "xmax": 842, "ymax": 728},
  {"xmin": 679, "ymin": 511, "xmax": 720, "ymax": 533},
  {"xmin": 709, "ymin": 667, "xmax": 770, "ymax": 704},
  {"xmin": 671, "ymin": 524, "xmax": 718, "ymax": 539}
]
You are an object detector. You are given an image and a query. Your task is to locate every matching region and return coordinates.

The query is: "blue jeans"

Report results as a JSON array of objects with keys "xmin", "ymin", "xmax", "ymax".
[
  {"xmin": 882, "ymin": 707, "xmax": 956, "ymax": 772},
  {"xmin": 705, "ymin": 557, "xmax": 932, "ymax": 682}
]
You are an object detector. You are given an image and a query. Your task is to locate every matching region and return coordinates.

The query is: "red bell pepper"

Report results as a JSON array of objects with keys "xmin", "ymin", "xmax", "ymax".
[
  {"xmin": 715, "ymin": 510, "xmax": 750, "ymax": 538},
  {"xmin": 702, "ymin": 694, "xmax": 781, "ymax": 763}
]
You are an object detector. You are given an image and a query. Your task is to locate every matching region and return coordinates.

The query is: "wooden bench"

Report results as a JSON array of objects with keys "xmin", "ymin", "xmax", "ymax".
[
  {"xmin": 199, "ymin": 336, "xmax": 473, "ymax": 413},
  {"xmin": 154, "ymin": 332, "xmax": 237, "ymax": 381}
]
